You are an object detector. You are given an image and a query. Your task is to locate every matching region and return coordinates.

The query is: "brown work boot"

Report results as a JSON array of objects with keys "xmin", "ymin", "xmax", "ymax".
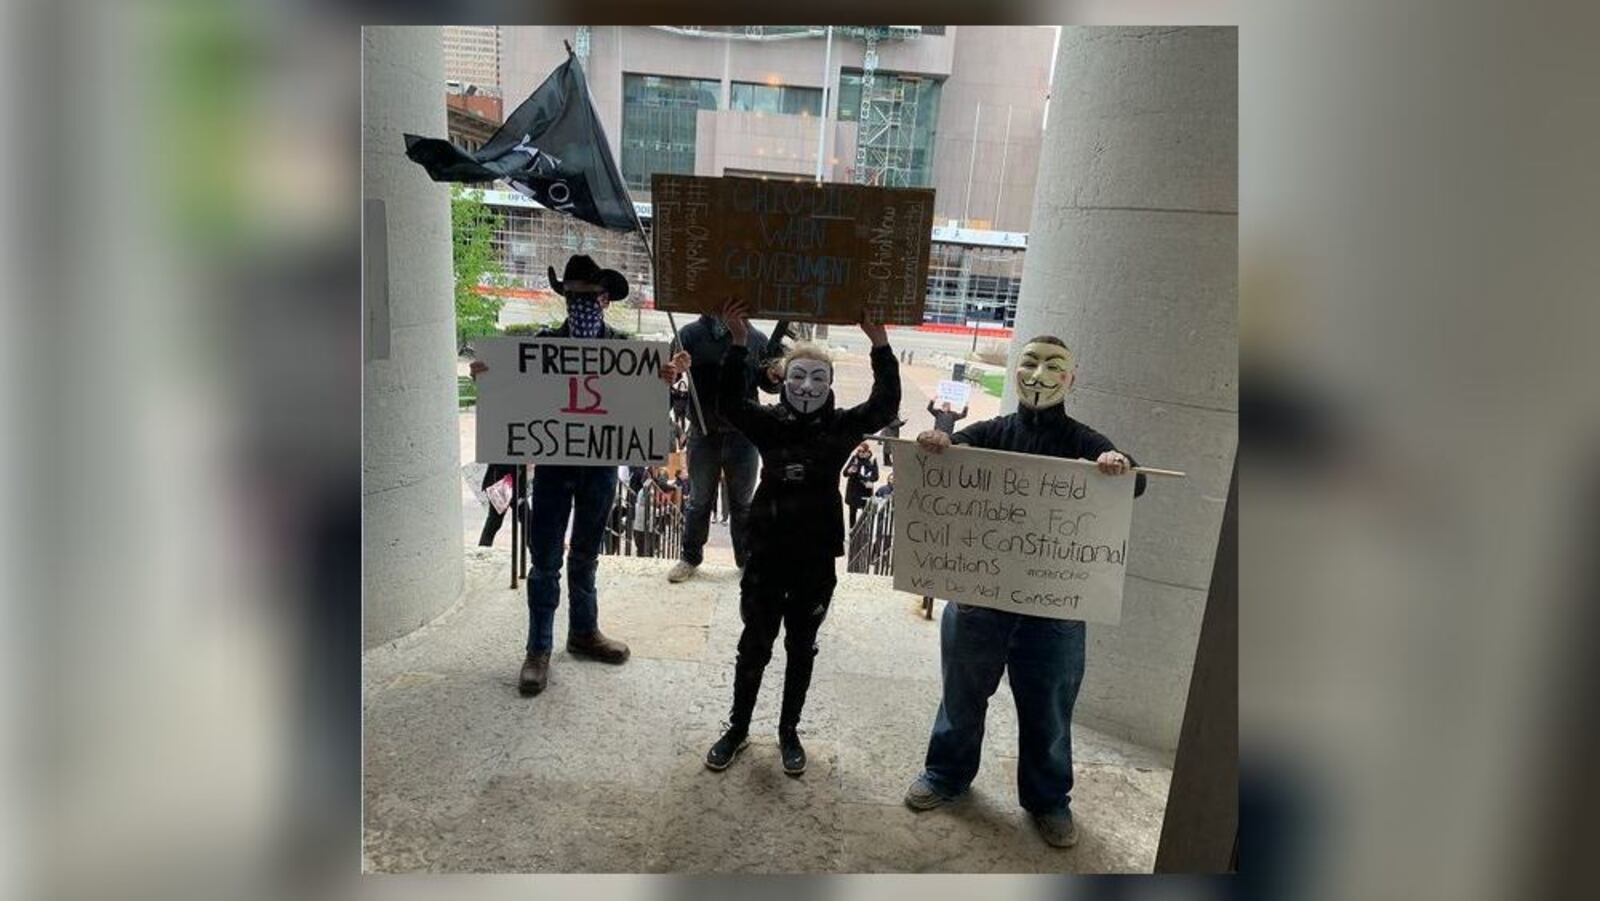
[
  {"xmin": 518, "ymin": 651, "xmax": 550, "ymax": 696},
  {"xmin": 566, "ymin": 629, "xmax": 630, "ymax": 664}
]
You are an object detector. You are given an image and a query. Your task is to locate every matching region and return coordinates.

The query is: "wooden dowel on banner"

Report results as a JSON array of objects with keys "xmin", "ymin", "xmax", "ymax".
[
  {"xmin": 509, "ymin": 469, "xmax": 521, "ymax": 589},
  {"xmin": 869, "ymin": 435, "xmax": 1186, "ymax": 478}
]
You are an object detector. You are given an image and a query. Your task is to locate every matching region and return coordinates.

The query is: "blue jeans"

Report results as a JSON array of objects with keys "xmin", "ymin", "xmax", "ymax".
[
  {"xmin": 680, "ymin": 429, "xmax": 758, "ymax": 567},
  {"xmin": 920, "ymin": 603, "xmax": 1087, "ymax": 815},
  {"xmin": 525, "ymin": 465, "xmax": 617, "ymax": 653}
]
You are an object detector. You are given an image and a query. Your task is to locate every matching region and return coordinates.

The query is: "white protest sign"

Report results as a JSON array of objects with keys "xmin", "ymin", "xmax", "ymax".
[
  {"xmin": 887, "ymin": 439, "xmax": 1136, "ymax": 625},
  {"xmin": 936, "ymin": 380, "xmax": 971, "ymax": 407},
  {"xmin": 472, "ymin": 336, "xmax": 673, "ymax": 467}
]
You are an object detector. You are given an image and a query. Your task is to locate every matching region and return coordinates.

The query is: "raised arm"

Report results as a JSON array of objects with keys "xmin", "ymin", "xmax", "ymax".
[
  {"xmin": 837, "ymin": 313, "xmax": 901, "ymax": 435},
  {"xmin": 717, "ymin": 344, "xmax": 778, "ymax": 444},
  {"xmin": 926, "ymin": 399, "xmax": 937, "ymax": 416},
  {"xmin": 954, "ymin": 406, "xmax": 969, "ymax": 422},
  {"xmin": 746, "ymin": 324, "xmax": 781, "ymax": 396},
  {"xmin": 715, "ymin": 300, "xmax": 780, "ymax": 446}
]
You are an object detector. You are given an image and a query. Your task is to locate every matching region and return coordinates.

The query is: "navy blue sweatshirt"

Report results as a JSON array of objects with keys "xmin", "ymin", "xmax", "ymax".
[{"xmin": 952, "ymin": 404, "xmax": 1148, "ymax": 498}]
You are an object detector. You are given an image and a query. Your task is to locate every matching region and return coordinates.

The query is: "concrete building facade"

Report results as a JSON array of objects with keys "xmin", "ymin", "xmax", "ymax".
[
  {"xmin": 485, "ymin": 26, "xmax": 1051, "ymax": 326},
  {"xmin": 501, "ymin": 26, "xmax": 1056, "ymax": 232},
  {"xmin": 1006, "ymin": 27, "xmax": 1238, "ymax": 752},
  {"xmin": 442, "ymin": 25, "xmax": 501, "ymax": 96},
  {"xmin": 363, "ymin": 27, "xmax": 464, "ymax": 648}
]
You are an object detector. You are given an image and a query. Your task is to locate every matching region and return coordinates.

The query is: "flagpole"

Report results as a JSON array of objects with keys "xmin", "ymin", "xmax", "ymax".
[
  {"xmin": 557, "ymin": 39, "xmax": 711, "ymax": 435},
  {"xmin": 627, "ymin": 203, "xmax": 710, "ymax": 437}
]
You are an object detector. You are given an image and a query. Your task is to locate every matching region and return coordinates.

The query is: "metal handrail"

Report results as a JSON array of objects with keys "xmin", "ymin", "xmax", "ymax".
[
  {"xmin": 604, "ymin": 473, "xmax": 687, "ymax": 559},
  {"xmin": 845, "ymin": 493, "xmax": 895, "ymax": 575}
]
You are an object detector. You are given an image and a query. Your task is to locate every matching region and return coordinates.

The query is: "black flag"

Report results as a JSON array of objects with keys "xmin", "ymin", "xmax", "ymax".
[{"xmin": 404, "ymin": 49, "xmax": 636, "ymax": 231}]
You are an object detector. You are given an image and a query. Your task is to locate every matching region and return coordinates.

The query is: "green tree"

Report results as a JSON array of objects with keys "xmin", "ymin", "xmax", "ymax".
[{"xmin": 451, "ymin": 186, "xmax": 509, "ymax": 350}]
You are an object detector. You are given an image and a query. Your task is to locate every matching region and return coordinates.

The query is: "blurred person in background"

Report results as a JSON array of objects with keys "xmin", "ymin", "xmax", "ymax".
[
  {"xmin": 928, "ymin": 399, "xmax": 969, "ymax": 436},
  {"xmin": 843, "ymin": 442, "xmax": 880, "ymax": 528},
  {"xmin": 878, "ymin": 414, "xmax": 907, "ymax": 466},
  {"xmin": 669, "ymin": 373, "xmax": 690, "ymax": 436},
  {"xmin": 628, "ymin": 465, "xmax": 674, "ymax": 557},
  {"xmin": 666, "ymin": 305, "xmax": 779, "ymax": 582},
  {"xmin": 477, "ymin": 463, "xmax": 519, "ymax": 547}
]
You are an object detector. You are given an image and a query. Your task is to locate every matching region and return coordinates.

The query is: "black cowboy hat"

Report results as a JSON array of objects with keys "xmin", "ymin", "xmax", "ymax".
[{"xmin": 548, "ymin": 254, "xmax": 629, "ymax": 301}]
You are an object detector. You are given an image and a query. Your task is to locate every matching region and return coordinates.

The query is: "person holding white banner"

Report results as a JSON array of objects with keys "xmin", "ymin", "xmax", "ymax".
[
  {"xmin": 903, "ymin": 335, "xmax": 1147, "ymax": 849},
  {"xmin": 926, "ymin": 399, "xmax": 969, "ymax": 436}
]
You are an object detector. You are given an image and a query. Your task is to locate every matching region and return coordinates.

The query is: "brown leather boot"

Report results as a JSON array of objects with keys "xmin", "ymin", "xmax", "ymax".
[
  {"xmin": 518, "ymin": 651, "xmax": 550, "ymax": 696},
  {"xmin": 566, "ymin": 629, "xmax": 630, "ymax": 664}
]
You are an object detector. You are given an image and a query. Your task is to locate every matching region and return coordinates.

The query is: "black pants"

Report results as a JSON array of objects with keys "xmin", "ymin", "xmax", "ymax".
[
  {"xmin": 847, "ymin": 500, "xmax": 865, "ymax": 528},
  {"xmin": 479, "ymin": 464, "xmax": 520, "ymax": 547},
  {"xmin": 632, "ymin": 529, "xmax": 656, "ymax": 557},
  {"xmin": 729, "ymin": 551, "xmax": 837, "ymax": 733},
  {"xmin": 478, "ymin": 506, "xmax": 506, "ymax": 546}
]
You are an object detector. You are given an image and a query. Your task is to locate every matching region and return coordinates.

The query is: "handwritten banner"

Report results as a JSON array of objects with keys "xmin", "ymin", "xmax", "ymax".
[
  {"xmin": 472, "ymin": 337, "xmax": 672, "ymax": 467},
  {"xmin": 650, "ymin": 174, "xmax": 934, "ymax": 325},
  {"xmin": 936, "ymin": 380, "xmax": 971, "ymax": 407},
  {"xmin": 887, "ymin": 439, "xmax": 1137, "ymax": 625}
]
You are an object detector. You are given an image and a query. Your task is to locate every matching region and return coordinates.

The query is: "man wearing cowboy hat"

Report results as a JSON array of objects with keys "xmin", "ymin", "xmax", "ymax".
[{"xmin": 471, "ymin": 254, "xmax": 689, "ymax": 696}]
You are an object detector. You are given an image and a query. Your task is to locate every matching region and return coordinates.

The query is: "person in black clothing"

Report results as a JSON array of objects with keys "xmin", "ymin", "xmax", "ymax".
[
  {"xmin": 667, "ymin": 313, "xmax": 780, "ymax": 582},
  {"xmin": 904, "ymin": 335, "xmax": 1146, "ymax": 850},
  {"xmin": 669, "ymin": 377, "xmax": 690, "ymax": 435},
  {"xmin": 928, "ymin": 399, "xmax": 969, "ymax": 435},
  {"xmin": 842, "ymin": 443, "xmax": 880, "ymax": 528},
  {"xmin": 477, "ymin": 463, "xmax": 519, "ymax": 546},
  {"xmin": 876, "ymin": 416, "xmax": 906, "ymax": 466},
  {"xmin": 626, "ymin": 466, "xmax": 675, "ymax": 557},
  {"xmin": 705, "ymin": 299, "xmax": 900, "ymax": 777},
  {"xmin": 469, "ymin": 255, "xmax": 689, "ymax": 697}
]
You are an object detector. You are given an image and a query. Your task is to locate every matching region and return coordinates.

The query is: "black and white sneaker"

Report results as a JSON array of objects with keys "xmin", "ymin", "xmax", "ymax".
[
  {"xmin": 778, "ymin": 728, "xmax": 806, "ymax": 776},
  {"xmin": 705, "ymin": 725, "xmax": 750, "ymax": 771}
]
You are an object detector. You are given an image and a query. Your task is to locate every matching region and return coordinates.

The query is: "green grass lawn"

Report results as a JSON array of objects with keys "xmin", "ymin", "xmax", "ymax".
[{"xmin": 978, "ymin": 371, "xmax": 1006, "ymax": 397}]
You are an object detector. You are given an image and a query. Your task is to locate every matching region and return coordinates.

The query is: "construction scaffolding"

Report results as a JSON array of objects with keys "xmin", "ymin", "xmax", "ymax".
[
  {"xmin": 483, "ymin": 191, "xmax": 1024, "ymax": 327},
  {"xmin": 847, "ymin": 27, "xmax": 930, "ymax": 188},
  {"xmin": 923, "ymin": 243, "xmax": 1025, "ymax": 327}
]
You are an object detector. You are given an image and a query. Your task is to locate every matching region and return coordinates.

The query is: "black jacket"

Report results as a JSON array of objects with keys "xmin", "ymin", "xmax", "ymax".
[
  {"xmin": 673, "ymin": 314, "xmax": 775, "ymax": 435},
  {"xmin": 721, "ymin": 343, "xmax": 901, "ymax": 558},
  {"xmin": 482, "ymin": 463, "xmax": 518, "ymax": 491},
  {"xmin": 927, "ymin": 400, "xmax": 969, "ymax": 435},
  {"xmin": 534, "ymin": 319, "xmax": 629, "ymax": 341},
  {"xmin": 843, "ymin": 455, "xmax": 880, "ymax": 506},
  {"xmin": 952, "ymin": 404, "xmax": 1148, "ymax": 498}
]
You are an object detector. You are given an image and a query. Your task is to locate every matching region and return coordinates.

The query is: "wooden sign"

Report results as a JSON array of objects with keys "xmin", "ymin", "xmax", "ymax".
[
  {"xmin": 472, "ymin": 337, "xmax": 673, "ymax": 467},
  {"xmin": 650, "ymin": 174, "xmax": 935, "ymax": 325},
  {"xmin": 886, "ymin": 439, "xmax": 1138, "ymax": 625}
]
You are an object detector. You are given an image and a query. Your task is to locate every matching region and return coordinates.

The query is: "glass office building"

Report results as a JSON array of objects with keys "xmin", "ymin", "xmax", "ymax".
[{"xmin": 620, "ymin": 74, "xmax": 721, "ymax": 193}]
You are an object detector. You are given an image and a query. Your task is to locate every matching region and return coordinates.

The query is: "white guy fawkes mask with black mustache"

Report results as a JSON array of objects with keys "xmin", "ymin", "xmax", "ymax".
[
  {"xmin": 1014, "ymin": 341, "xmax": 1075, "ymax": 409},
  {"xmin": 783, "ymin": 358, "xmax": 834, "ymax": 414}
]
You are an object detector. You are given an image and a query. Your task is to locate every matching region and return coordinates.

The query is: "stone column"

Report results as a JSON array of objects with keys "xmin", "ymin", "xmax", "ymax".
[
  {"xmin": 362, "ymin": 26, "xmax": 463, "ymax": 648},
  {"xmin": 1007, "ymin": 27, "xmax": 1237, "ymax": 751}
]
